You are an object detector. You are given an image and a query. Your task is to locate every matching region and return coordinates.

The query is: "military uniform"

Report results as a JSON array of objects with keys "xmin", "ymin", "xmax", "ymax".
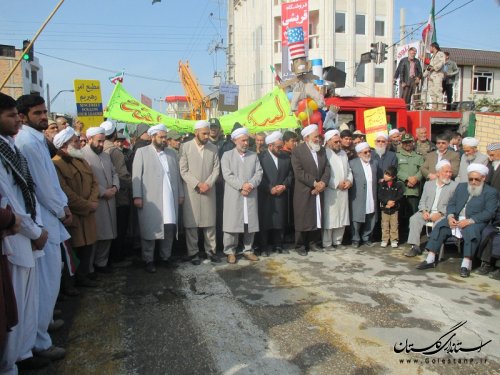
[
  {"xmin": 415, "ymin": 140, "xmax": 436, "ymax": 155},
  {"xmin": 397, "ymin": 135, "xmax": 424, "ymax": 219}
]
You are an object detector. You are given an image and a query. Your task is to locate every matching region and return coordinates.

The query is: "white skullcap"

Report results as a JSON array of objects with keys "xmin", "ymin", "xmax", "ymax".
[
  {"xmin": 194, "ymin": 120, "xmax": 210, "ymax": 130},
  {"xmin": 435, "ymin": 159, "xmax": 451, "ymax": 171},
  {"xmin": 355, "ymin": 142, "xmax": 370, "ymax": 153},
  {"xmin": 324, "ymin": 129, "xmax": 340, "ymax": 143},
  {"xmin": 467, "ymin": 163, "xmax": 489, "ymax": 176},
  {"xmin": 53, "ymin": 127, "xmax": 75, "ymax": 149},
  {"xmin": 231, "ymin": 127, "xmax": 248, "ymax": 140},
  {"xmin": 375, "ymin": 132, "xmax": 389, "ymax": 140},
  {"xmin": 86, "ymin": 126, "xmax": 105, "ymax": 138},
  {"xmin": 301, "ymin": 124, "xmax": 318, "ymax": 138},
  {"xmin": 389, "ymin": 129, "xmax": 400, "ymax": 136},
  {"xmin": 265, "ymin": 131, "xmax": 282, "ymax": 145},
  {"xmin": 487, "ymin": 142, "xmax": 500, "ymax": 151},
  {"xmin": 462, "ymin": 137, "xmax": 479, "ymax": 147},
  {"xmin": 100, "ymin": 120, "xmax": 116, "ymax": 136},
  {"xmin": 147, "ymin": 124, "xmax": 168, "ymax": 136},
  {"xmin": 339, "ymin": 123, "xmax": 349, "ymax": 132}
]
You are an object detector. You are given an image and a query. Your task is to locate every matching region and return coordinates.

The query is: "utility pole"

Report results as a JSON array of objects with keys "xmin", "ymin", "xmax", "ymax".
[
  {"xmin": 226, "ymin": 0, "xmax": 235, "ymax": 84},
  {"xmin": 400, "ymin": 8, "xmax": 406, "ymax": 44}
]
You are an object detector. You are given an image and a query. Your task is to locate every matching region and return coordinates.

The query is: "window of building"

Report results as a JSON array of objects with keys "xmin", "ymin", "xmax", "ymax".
[
  {"xmin": 335, "ymin": 61, "xmax": 346, "ymax": 72},
  {"xmin": 375, "ymin": 67, "xmax": 384, "ymax": 83},
  {"xmin": 375, "ymin": 20, "xmax": 385, "ymax": 36},
  {"xmin": 356, "ymin": 63, "xmax": 365, "ymax": 83},
  {"xmin": 25, "ymin": 69, "xmax": 29, "ymax": 79},
  {"xmin": 356, "ymin": 15, "xmax": 365, "ymax": 35},
  {"xmin": 335, "ymin": 12, "xmax": 345, "ymax": 33},
  {"xmin": 31, "ymin": 70, "xmax": 37, "ymax": 85},
  {"xmin": 473, "ymin": 71, "xmax": 493, "ymax": 92}
]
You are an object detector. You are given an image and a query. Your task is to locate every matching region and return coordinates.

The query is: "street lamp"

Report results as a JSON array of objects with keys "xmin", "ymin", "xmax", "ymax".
[{"xmin": 47, "ymin": 89, "xmax": 74, "ymax": 114}]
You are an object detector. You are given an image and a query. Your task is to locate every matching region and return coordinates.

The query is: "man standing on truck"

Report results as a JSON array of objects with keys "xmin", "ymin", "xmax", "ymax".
[
  {"xmin": 394, "ymin": 47, "xmax": 423, "ymax": 107},
  {"xmin": 423, "ymin": 42, "xmax": 446, "ymax": 111},
  {"xmin": 442, "ymin": 52, "xmax": 459, "ymax": 111}
]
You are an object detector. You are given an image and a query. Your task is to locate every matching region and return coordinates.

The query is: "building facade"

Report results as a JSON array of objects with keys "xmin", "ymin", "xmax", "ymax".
[
  {"xmin": 0, "ymin": 45, "xmax": 44, "ymax": 99},
  {"xmin": 230, "ymin": 0, "xmax": 394, "ymax": 107}
]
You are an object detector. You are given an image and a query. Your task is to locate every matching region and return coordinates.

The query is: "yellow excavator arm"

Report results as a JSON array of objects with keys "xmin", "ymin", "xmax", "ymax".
[{"xmin": 178, "ymin": 60, "xmax": 210, "ymax": 120}]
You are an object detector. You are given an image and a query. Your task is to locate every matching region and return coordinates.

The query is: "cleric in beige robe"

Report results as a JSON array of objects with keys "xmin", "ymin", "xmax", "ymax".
[
  {"xmin": 179, "ymin": 120, "xmax": 220, "ymax": 264},
  {"xmin": 221, "ymin": 127, "xmax": 262, "ymax": 264}
]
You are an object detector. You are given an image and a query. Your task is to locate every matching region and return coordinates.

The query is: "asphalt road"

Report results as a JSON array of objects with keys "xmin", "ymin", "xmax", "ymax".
[{"xmin": 22, "ymin": 243, "xmax": 500, "ymax": 375}]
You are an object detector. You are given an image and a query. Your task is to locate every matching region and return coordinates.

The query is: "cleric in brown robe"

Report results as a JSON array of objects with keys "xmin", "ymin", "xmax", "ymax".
[{"xmin": 291, "ymin": 124, "xmax": 330, "ymax": 256}]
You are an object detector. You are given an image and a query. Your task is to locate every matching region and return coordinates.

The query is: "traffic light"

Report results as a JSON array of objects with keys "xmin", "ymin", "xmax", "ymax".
[
  {"xmin": 370, "ymin": 43, "xmax": 378, "ymax": 62},
  {"xmin": 22, "ymin": 40, "xmax": 33, "ymax": 62},
  {"xmin": 382, "ymin": 43, "xmax": 389, "ymax": 62}
]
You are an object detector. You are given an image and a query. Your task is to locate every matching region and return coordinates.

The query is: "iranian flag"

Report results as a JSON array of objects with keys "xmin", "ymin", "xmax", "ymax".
[
  {"xmin": 109, "ymin": 71, "xmax": 124, "ymax": 85},
  {"xmin": 422, "ymin": 0, "xmax": 437, "ymax": 53}
]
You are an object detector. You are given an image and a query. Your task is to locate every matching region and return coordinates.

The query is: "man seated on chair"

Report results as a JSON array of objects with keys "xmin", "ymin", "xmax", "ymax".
[
  {"xmin": 405, "ymin": 160, "xmax": 458, "ymax": 257},
  {"xmin": 416, "ymin": 163, "xmax": 498, "ymax": 278}
]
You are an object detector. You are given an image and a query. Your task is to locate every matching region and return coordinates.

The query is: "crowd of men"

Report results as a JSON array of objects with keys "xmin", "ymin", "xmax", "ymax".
[{"xmin": 0, "ymin": 91, "xmax": 499, "ymax": 374}]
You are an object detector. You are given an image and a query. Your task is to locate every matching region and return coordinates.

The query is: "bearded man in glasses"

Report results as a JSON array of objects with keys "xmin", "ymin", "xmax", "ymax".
[
  {"xmin": 416, "ymin": 163, "xmax": 498, "ymax": 278},
  {"xmin": 371, "ymin": 132, "xmax": 398, "ymax": 182}
]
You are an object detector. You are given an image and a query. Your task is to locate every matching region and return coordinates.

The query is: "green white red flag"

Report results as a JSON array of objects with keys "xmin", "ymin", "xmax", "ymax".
[
  {"xmin": 109, "ymin": 71, "xmax": 124, "ymax": 85},
  {"xmin": 422, "ymin": 0, "xmax": 437, "ymax": 53}
]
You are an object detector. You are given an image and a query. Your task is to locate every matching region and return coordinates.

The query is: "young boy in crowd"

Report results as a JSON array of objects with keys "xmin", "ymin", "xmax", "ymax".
[{"xmin": 378, "ymin": 166, "xmax": 404, "ymax": 248}]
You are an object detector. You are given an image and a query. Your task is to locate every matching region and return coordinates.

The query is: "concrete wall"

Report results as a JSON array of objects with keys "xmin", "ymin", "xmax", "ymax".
[{"xmin": 474, "ymin": 113, "xmax": 500, "ymax": 153}]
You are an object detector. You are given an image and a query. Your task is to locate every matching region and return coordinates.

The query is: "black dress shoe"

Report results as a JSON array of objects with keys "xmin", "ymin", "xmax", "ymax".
[
  {"xmin": 161, "ymin": 260, "xmax": 179, "ymax": 269},
  {"xmin": 94, "ymin": 265, "xmax": 113, "ymax": 274},
  {"xmin": 309, "ymin": 243, "xmax": 324, "ymax": 252},
  {"xmin": 416, "ymin": 260, "xmax": 437, "ymax": 270},
  {"xmin": 489, "ymin": 269, "xmax": 500, "ymax": 280},
  {"xmin": 460, "ymin": 267, "xmax": 470, "ymax": 278},
  {"xmin": 296, "ymin": 246, "xmax": 308, "ymax": 256},
  {"xmin": 405, "ymin": 245, "xmax": 422, "ymax": 257},
  {"xmin": 191, "ymin": 257, "xmax": 202, "ymax": 266},
  {"xmin": 351, "ymin": 241, "xmax": 360, "ymax": 248},
  {"xmin": 16, "ymin": 356, "xmax": 51, "ymax": 370},
  {"xmin": 476, "ymin": 262, "xmax": 494, "ymax": 275},
  {"xmin": 279, "ymin": 248, "xmax": 290, "ymax": 254},
  {"xmin": 323, "ymin": 245, "xmax": 336, "ymax": 252},
  {"xmin": 208, "ymin": 252, "xmax": 221, "ymax": 263},
  {"xmin": 87, "ymin": 272, "xmax": 99, "ymax": 281},
  {"xmin": 145, "ymin": 262, "xmax": 156, "ymax": 273},
  {"xmin": 363, "ymin": 241, "xmax": 375, "ymax": 248}
]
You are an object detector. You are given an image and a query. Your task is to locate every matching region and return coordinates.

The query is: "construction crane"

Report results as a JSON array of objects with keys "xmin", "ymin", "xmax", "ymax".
[{"xmin": 178, "ymin": 60, "xmax": 210, "ymax": 120}]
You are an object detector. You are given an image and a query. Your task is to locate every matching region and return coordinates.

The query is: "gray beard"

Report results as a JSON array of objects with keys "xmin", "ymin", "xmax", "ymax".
[
  {"xmin": 307, "ymin": 141, "xmax": 320, "ymax": 152},
  {"xmin": 465, "ymin": 154, "xmax": 475, "ymax": 161},
  {"xmin": 467, "ymin": 183, "xmax": 484, "ymax": 197},
  {"xmin": 68, "ymin": 145, "xmax": 84, "ymax": 159},
  {"xmin": 375, "ymin": 146, "xmax": 386, "ymax": 157}
]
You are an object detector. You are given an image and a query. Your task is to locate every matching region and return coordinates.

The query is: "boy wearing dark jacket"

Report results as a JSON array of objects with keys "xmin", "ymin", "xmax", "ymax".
[{"xmin": 378, "ymin": 166, "xmax": 404, "ymax": 248}]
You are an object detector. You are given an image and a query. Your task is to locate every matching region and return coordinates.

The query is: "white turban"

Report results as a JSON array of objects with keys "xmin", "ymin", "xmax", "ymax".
[
  {"xmin": 435, "ymin": 159, "xmax": 451, "ymax": 171},
  {"xmin": 147, "ymin": 124, "xmax": 168, "ymax": 136},
  {"xmin": 355, "ymin": 142, "xmax": 370, "ymax": 153},
  {"xmin": 100, "ymin": 120, "xmax": 116, "ymax": 136},
  {"xmin": 53, "ymin": 127, "xmax": 75, "ymax": 149},
  {"xmin": 86, "ymin": 127, "xmax": 105, "ymax": 138},
  {"xmin": 324, "ymin": 129, "xmax": 340, "ymax": 143},
  {"xmin": 194, "ymin": 120, "xmax": 210, "ymax": 130},
  {"xmin": 389, "ymin": 129, "xmax": 400, "ymax": 136},
  {"xmin": 462, "ymin": 137, "xmax": 479, "ymax": 147},
  {"xmin": 265, "ymin": 131, "xmax": 282, "ymax": 145},
  {"xmin": 231, "ymin": 127, "xmax": 248, "ymax": 140},
  {"xmin": 375, "ymin": 132, "xmax": 389, "ymax": 140},
  {"xmin": 467, "ymin": 163, "xmax": 489, "ymax": 176},
  {"xmin": 301, "ymin": 124, "xmax": 318, "ymax": 138}
]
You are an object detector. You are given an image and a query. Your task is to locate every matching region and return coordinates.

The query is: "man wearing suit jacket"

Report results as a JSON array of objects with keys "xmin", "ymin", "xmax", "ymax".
[
  {"xmin": 420, "ymin": 133, "xmax": 460, "ymax": 180},
  {"xmin": 371, "ymin": 132, "xmax": 397, "ymax": 181},
  {"xmin": 257, "ymin": 131, "xmax": 293, "ymax": 256},
  {"xmin": 417, "ymin": 163, "xmax": 498, "ymax": 277},
  {"xmin": 132, "ymin": 124, "xmax": 184, "ymax": 273},
  {"xmin": 393, "ymin": 47, "xmax": 423, "ymax": 106},
  {"xmin": 349, "ymin": 142, "xmax": 379, "ymax": 248},
  {"xmin": 405, "ymin": 160, "xmax": 458, "ymax": 257},
  {"xmin": 291, "ymin": 125, "xmax": 330, "ymax": 255}
]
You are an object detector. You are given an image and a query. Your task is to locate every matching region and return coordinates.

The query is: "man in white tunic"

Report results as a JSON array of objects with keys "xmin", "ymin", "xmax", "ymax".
[
  {"xmin": 221, "ymin": 127, "xmax": 263, "ymax": 264},
  {"xmin": 457, "ymin": 137, "xmax": 489, "ymax": 182},
  {"xmin": 82, "ymin": 127, "xmax": 119, "ymax": 274},
  {"xmin": 15, "ymin": 95, "xmax": 71, "ymax": 361},
  {"xmin": 322, "ymin": 130, "xmax": 352, "ymax": 251},
  {"xmin": 179, "ymin": 120, "xmax": 220, "ymax": 265},
  {"xmin": 132, "ymin": 124, "xmax": 184, "ymax": 273},
  {"xmin": 0, "ymin": 93, "xmax": 50, "ymax": 373}
]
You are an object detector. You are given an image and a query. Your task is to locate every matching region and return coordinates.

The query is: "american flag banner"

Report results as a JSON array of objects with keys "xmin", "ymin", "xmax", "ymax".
[{"xmin": 287, "ymin": 27, "xmax": 306, "ymax": 59}]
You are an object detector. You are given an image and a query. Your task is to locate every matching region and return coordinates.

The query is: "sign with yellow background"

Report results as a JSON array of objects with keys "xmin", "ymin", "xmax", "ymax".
[
  {"xmin": 364, "ymin": 106, "xmax": 388, "ymax": 147},
  {"xmin": 74, "ymin": 79, "xmax": 104, "ymax": 131}
]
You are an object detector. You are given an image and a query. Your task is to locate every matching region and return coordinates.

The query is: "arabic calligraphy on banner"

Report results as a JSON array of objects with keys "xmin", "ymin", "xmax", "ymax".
[
  {"xmin": 364, "ymin": 106, "xmax": 388, "ymax": 148},
  {"xmin": 281, "ymin": 0, "xmax": 309, "ymax": 81},
  {"xmin": 74, "ymin": 79, "xmax": 104, "ymax": 130},
  {"xmin": 104, "ymin": 83, "xmax": 298, "ymax": 134}
]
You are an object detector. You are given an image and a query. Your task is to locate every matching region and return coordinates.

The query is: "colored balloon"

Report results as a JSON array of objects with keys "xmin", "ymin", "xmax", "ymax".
[
  {"xmin": 308, "ymin": 100, "xmax": 318, "ymax": 111},
  {"xmin": 298, "ymin": 111, "xmax": 308, "ymax": 121}
]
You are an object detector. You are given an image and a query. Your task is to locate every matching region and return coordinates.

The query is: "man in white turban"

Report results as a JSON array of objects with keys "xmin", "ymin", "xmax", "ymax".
[
  {"xmin": 405, "ymin": 159, "xmax": 458, "ymax": 257},
  {"xmin": 221, "ymin": 127, "xmax": 262, "ymax": 264},
  {"xmin": 371, "ymin": 132, "xmax": 398, "ymax": 182},
  {"xmin": 457, "ymin": 137, "xmax": 489, "ymax": 182},
  {"xmin": 257, "ymin": 131, "xmax": 293, "ymax": 256},
  {"xmin": 322, "ymin": 129, "xmax": 352, "ymax": 250},
  {"xmin": 388, "ymin": 128, "xmax": 401, "ymax": 152},
  {"xmin": 417, "ymin": 163, "xmax": 498, "ymax": 277},
  {"xmin": 348, "ymin": 142, "xmax": 378, "ymax": 247},
  {"xmin": 291, "ymin": 125, "xmax": 330, "ymax": 255}
]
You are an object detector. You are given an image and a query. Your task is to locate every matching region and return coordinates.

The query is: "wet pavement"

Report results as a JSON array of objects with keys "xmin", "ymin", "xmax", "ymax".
[{"xmin": 22, "ymin": 244, "xmax": 500, "ymax": 375}]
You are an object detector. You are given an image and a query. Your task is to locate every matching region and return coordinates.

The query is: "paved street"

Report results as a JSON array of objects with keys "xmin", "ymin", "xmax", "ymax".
[{"xmin": 25, "ymin": 244, "xmax": 500, "ymax": 375}]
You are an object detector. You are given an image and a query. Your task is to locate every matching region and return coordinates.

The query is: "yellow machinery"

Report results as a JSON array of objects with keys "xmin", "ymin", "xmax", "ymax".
[{"xmin": 178, "ymin": 60, "xmax": 210, "ymax": 120}]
